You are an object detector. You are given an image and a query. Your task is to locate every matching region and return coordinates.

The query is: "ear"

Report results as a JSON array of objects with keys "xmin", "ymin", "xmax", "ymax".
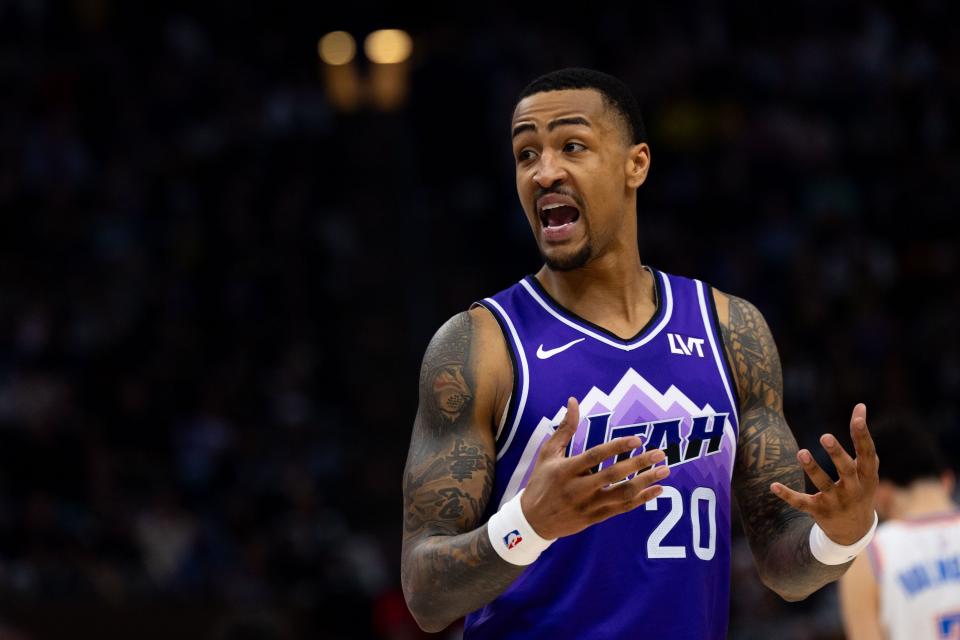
[{"xmin": 625, "ymin": 142, "xmax": 651, "ymax": 189}]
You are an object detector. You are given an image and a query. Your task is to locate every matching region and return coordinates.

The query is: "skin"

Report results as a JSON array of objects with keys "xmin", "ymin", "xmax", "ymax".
[
  {"xmin": 716, "ymin": 291, "xmax": 877, "ymax": 600},
  {"xmin": 839, "ymin": 553, "xmax": 884, "ymax": 640},
  {"xmin": 839, "ymin": 474, "xmax": 957, "ymax": 639},
  {"xmin": 401, "ymin": 87, "xmax": 880, "ymax": 631}
]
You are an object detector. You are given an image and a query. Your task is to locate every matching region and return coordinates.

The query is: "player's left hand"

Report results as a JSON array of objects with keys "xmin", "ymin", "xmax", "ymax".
[{"xmin": 770, "ymin": 403, "xmax": 879, "ymax": 545}]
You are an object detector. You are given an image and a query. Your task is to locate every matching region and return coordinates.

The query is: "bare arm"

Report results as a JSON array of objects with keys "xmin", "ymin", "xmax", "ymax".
[
  {"xmin": 716, "ymin": 290, "xmax": 878, "ymax": 601},
  {"xmin": 402, "ymin": 309, "xmax": 670, "ymax": 631},
  {"xmin": 839, "ymin": 552, "xmax": 884, "ymax": 639},
  {"xmin": 401, "ymin": 309, "xmax": 521, "ymax": 632}
]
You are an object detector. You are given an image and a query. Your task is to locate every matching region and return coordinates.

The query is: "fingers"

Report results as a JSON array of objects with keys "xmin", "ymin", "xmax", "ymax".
[
  {"xmin": 770, "ymin": 482, "xmax": 816, "ymax": 513},
  {"xmin": 594, "ymin": 448, "xmax": 665, "ymax": 486},
  {"xmin": 590, "ymin": 486, "xmax": 665, "ymax": 521},
  {"xmin": 771, "ymin": 404, "xmax": 880, "ymax": 522},
  {"xmin": 849, "ymin": 402, "xmax": 866, "ymax": 425},
  {"xmin": 598, "ymin": 463, "xmax": 670, "ymax": 504},
  {"xmin": 573, "ymin": 434, "xmax": 644, "ymax": 474},
  {"xmin": 819, "ymin": 433, "xmax": 858, "ymax": 483},
  {"xmin": 808, "ymin": 404, "xmax": 877, "ymax": 490},
  {"xmin": 849, "ymin": 403, "xmax": 879, "ymax": 481},
  {"xmin": 543, "ymin": 397, "xmax": 579, "ymax": 459},
  {"xmin": 589, "ymin": 477, "xmax": 667, "ymax": 521},
  {"xmin": 797, "ymin": 448, "xmax": 838, "ymax": 494}
]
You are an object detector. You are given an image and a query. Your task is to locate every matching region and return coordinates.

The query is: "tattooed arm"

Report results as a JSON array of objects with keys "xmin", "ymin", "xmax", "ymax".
[
  {"xmin": 715, "ymin": 290, "xmax": 878, "ymax": 602},
  {"xmin": 401, "ymin": 308, "xmax": 669, "ymax": 630},
  {"xmin": 715, "ymin": 291, "xmax": 822, "ymax": 601},
  {"xmin": 401, "ymin": 308, "xmax": 522, "ymax": 632}
]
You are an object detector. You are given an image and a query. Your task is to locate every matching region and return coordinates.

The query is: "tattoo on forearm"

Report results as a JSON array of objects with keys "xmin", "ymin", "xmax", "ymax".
[
  {"xmin": 404, "ymin": 525, "xmax": 513, "ymax": 618},
  {"xmin": 402, "ymin": 312, "xmax": 522, "ymax": 627},
  {"xmin": 721, "ymin": 294, "xmax": 849, "ymax": 599}
]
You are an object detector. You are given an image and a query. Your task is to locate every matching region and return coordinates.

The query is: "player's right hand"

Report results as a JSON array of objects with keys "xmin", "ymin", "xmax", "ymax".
[{"xmin": 519, "ymin": 397, "xmax": 669, "ymax": 540}]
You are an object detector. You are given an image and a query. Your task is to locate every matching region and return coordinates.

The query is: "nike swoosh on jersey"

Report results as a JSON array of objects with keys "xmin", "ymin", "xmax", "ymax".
[{"xmin": 536, "ymin": 338, "xmax": 586, "ymax": 359}]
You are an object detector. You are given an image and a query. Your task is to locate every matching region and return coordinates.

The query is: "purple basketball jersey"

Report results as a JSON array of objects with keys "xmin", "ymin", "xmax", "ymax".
[{"xmin": 463, "ymin": 268, "xmax": 740, "ymax": 640}]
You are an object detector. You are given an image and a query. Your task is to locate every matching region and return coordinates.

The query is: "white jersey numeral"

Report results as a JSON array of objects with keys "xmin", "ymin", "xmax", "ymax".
[
  {"xmin": 691, "ymin": 487, "xmax": 717, "ymax": 560},
  {"xmin": 646, "ymin": 486, "xmax": 686, "ymax": 558},
  {"xmin": 645, "ymin": 485, "xmax": 717, "ymax": 560}
]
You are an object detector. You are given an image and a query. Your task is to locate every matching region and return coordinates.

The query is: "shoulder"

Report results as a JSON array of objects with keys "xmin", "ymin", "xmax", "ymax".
[
  {"xmin": 424, "ymin": 307, "xmax": 510, "ymax": 370},
  {"xmin": 421, "ymin": 307, "xmax": 504, "ymax": 359},
  {"xmin": 466, "ymin": 307, "xmax": 513, "ymax": 418},
  {"xmin": 710, "ymin": 289, "xmax": 782, "ymax": 410},
  {"xmin": 711, "ymin": 289, "xmax": 768, "ymax": 333},
  {"xmin": 419, "ymin": 307, "xmax": 512, "ymax": 431}
]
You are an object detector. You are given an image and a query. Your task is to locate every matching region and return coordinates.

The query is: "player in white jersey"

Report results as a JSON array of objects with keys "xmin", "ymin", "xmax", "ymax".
[{"xmin": 840, "ymin": 421, "xmax": 960, "ymax": 639}]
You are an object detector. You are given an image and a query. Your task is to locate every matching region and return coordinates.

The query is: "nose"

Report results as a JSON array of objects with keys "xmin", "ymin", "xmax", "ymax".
[{"xmin": 533, "ymin": 149, "xmax": 567, "ymax": 189}]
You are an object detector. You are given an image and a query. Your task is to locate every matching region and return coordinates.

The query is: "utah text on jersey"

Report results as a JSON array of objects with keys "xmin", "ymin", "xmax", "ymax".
[
  {"xmin": 565, "ymin": 410, "xmax": 728, "ymax": 475},
  {"xmin": 497, "ymin": 367, "xmax": 737, "ymax": 507}
]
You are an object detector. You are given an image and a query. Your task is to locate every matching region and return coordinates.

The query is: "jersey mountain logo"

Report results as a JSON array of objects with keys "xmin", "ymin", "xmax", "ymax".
[
  {"xmin": 498, "ymin": 368, "xmax": 736, "ymax": 508},
  {"xmin": 668, "ymin": 333, "xmax": 705, "ymax": 357}
]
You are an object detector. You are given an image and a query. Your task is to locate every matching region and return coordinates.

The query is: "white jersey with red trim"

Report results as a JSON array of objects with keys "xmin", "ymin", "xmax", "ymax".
[{"xmin": 867, "ymin": 510, "xmax": 960, "ymax": 639}]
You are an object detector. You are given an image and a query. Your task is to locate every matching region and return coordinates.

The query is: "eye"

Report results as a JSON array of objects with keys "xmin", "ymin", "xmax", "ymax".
[
  {"xmin": 516, "ymin": 148, "xmax": 537, "ymax": 163},
  {"xmin": 563, "ymin": 141, "xmax": 586, "ymax": 153}
]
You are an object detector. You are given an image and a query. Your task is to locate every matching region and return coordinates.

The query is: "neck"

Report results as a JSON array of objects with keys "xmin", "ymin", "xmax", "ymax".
[
  {"xmin": 891, "ymin": 482, "xmax": 957, "ymax": 520},
  {"xmin": 535, "ymin": 244, "xmax": 655, "ymax": 338}
]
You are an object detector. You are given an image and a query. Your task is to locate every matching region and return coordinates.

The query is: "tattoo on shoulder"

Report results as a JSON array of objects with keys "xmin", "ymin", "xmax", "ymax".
[
  {"xmin": 720, "ymin": 294, "xmax": 848, "ymax": 593},
  {"xmin": 722, "ymin": 295, "xmax": 783, "ymax": 415},
  {"xmin": 719, "ymin": 295, "xmax": 803, "ymax": 530},
  {"xmin": 419, "ymin": 312, "xmax": 475, "ymax": 429},
  {"xmin": 401, "ymin": 313, "xmax": 522, "ymax": 621},
  {"xmin": 405, "ymin": 312, "xmax": 495, "ymax": 538}
]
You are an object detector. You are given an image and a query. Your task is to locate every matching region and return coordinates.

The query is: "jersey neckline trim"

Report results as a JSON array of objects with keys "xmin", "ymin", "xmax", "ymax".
[
  {"xmin": 519, "ymin": 268, "xmax": 672, "ymax": 350},
  {"xmin": 898, "ymin": 508, "xmax": 960, "ymax": 526}
]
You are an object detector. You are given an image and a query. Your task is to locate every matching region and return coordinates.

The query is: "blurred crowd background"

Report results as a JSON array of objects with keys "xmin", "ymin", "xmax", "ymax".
[{"xmin": 0, "ymin": 0, "xmax": 957, "ymax": 638}]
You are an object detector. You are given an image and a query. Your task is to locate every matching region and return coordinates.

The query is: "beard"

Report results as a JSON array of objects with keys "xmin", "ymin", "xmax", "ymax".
[{"xmin": 541, "ymin": 241, "xmax": 592, "ymax": 271}]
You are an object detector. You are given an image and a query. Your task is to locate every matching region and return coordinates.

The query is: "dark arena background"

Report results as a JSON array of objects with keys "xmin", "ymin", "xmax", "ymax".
[{"xmin": 0, "ymin": 1, "xmax": 958, "ymax": 638}]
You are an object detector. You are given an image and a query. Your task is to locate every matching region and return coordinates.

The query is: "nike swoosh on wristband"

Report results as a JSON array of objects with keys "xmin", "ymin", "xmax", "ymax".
[{"xmin": 536, "ymin": 338, "xmax": 586, "ymax": 360}]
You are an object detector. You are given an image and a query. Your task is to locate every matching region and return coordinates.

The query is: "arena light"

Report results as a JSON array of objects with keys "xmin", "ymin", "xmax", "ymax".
[
  {"xmin": 318, "ymin": 31, "xmax": 356, "ymax": 66},
  {"xmin": 364, "ymin": 29, "xmax": 413, "ymax": 65},
  {"xmin": 323, "ymin": 63, "xmax": 362, "ymax": 112}
]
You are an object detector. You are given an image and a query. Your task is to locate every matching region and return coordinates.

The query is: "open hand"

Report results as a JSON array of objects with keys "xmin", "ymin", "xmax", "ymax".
[
  {"xmin": 770, "ymin": 403, "xmax": 879, "ymax": 545},
  {"xmin": 520, "ymin": 397, "xmax": 670, "ymax": 540}
]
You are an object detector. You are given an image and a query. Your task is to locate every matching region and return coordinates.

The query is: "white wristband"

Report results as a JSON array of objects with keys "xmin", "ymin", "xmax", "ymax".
[
  {"xmin": 486, "ymin": 489, "xmax": 556, "ymax": 565},
  {"xmin": 809, "ymin": 511, "xmax": 879, "ymax": 565}
]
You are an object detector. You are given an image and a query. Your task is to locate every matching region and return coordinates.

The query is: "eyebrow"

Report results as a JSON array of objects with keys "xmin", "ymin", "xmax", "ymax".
[{"xmin": 511, "ymin": 116, "xmax": 592, "ymax": 139}]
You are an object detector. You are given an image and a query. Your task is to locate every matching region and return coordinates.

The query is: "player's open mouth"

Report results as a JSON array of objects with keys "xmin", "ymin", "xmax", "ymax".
[
  {"xmin": 538, "ymin": 204, "xmax": 580, "ymax": 228},
  {"xmin": 537, "ymin": 194, "xmax": 582, "ymax": 242}
]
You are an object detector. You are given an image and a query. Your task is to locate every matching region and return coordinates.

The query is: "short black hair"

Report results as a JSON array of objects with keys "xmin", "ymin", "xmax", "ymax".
[
  {"xmin": 518, "ymin": 68, "xmax": 647, "ymax": 145},
  {"xmin": 869, "ymin": 415, "xmax": 951, "ymax": 488}
]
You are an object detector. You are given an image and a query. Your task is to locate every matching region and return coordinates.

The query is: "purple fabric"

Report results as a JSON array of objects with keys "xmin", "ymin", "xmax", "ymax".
[{"xmin": 465, "ymin": 270, "xmax": 739, "ymax": 640}]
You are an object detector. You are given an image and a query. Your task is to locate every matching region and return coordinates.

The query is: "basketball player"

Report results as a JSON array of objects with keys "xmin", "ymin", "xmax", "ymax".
[
  {"xmin": 401, "ymin": 68, "xmax": 880, "ymax": 638},
  {"xmin": 840, "ymin": 422, "xmax": 959, "ymax": 639}
]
